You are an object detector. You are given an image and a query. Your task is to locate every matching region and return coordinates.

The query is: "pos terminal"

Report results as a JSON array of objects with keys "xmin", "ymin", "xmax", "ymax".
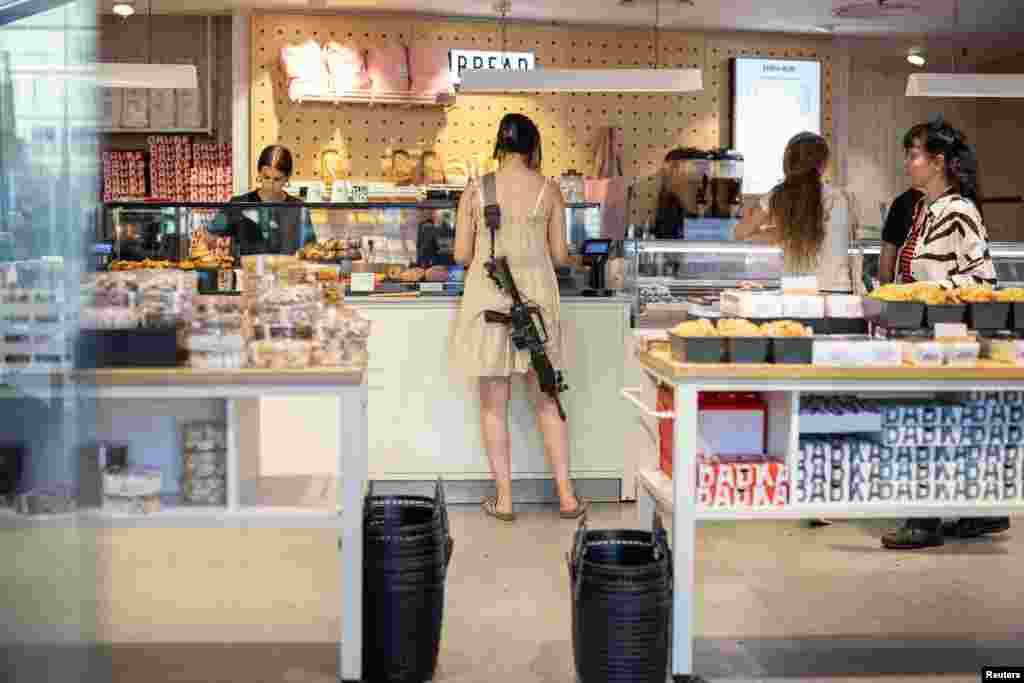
[{"xmin": 581, "ymin": 239, "xmax": 613, "ymax": 298}]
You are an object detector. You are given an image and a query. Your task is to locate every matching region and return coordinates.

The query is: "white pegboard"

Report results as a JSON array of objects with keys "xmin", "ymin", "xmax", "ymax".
[{"xmin": 251, "ymin": 15, "xmax": 833, "ymax": 224}]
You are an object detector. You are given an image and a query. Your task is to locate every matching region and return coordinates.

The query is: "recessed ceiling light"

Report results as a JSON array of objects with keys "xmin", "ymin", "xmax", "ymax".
[
  {"xmin": 907, "ymin": 47, "xmax": 926, "ymax": 67},
  {"xmin": 112, "ymin": 1, "xmax": 134, "ymax": 17}
]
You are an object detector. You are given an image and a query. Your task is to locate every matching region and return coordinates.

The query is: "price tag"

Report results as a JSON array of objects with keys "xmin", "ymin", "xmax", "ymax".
[
  {"xmin": 419, "ymin": 282, "xmax": 444, "ymax": 293},
  {"xmin": 934, "ymin": 322, "xmax": 968, "ymax": 339},
  {"xmin": 782, "ymin": 275, "xmax": 818, "ymax": 293},
  {"xmin": 351, "ymin": 272, "xmax": 375, "ymax": 292}
]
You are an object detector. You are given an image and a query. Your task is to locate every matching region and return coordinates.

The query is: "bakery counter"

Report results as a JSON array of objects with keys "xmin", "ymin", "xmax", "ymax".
[{"xmin": 249, "ymin": 295, "xmax": 635, "ymax": 502}]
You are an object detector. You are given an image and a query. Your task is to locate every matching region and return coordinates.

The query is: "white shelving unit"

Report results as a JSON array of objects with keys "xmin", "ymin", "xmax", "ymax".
[
  {"xmin": 627, "ymin": 352, "xmax": 1024, "ymax": 683},
  {"xmin": 3, "ymin": 367, "xmax": 369, "ymax": 682}
]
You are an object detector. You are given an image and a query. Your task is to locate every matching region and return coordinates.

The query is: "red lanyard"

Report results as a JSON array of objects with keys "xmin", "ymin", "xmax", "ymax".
[{"xmin": 899, "ymin": 201, "xmax": 928, "ymax": 283}]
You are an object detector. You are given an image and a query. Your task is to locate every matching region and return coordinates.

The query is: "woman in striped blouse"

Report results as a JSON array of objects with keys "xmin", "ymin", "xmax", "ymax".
[
  {"xmin": 894, "ymin": 118, "xmax": 996, "ymax": 288},
  {"xmin": 882, "ymin": 118, "xmax": 1008, "ymax": 550}
]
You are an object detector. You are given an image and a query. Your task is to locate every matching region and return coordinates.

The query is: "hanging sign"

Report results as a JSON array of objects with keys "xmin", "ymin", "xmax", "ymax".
[{"xmin": 448, "ymin": 49, "xmax": 535, "ymax": 84}]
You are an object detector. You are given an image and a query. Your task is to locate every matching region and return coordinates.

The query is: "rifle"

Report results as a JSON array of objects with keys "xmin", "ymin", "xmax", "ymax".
[
  {"xmin": 477, "ymin": 172, "xmax": 568, "ymax": 422},
  {"xmin": 484, "ymin": 256, "xmax": 568, "ymax": 421}
]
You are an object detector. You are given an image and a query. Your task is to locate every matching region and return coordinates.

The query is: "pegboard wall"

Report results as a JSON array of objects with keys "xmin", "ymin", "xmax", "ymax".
[{"xmin": 251, "ymin": 14, "xmax": 833, "ymax": 223}]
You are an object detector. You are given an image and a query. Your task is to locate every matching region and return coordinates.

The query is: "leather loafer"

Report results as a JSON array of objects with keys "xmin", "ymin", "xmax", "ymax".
[
  {"xmin": 941, "ymin": 517, "xmax": 1010, "ymax": 539},
  {"xmin": 882, "ymin": 525, "xmax": 944, "ymax": 550}
]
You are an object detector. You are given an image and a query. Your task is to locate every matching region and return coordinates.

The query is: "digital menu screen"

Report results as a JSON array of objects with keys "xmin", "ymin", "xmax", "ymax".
[{"xmin": 732, "ymin": 57, "xmax": 822, "ymax": 195}]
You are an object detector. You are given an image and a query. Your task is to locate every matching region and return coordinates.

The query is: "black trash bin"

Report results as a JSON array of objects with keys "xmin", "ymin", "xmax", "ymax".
[
  {"xmin": 363, "ymin": 479, "xmax": 454, "ymax": 683},
  {"xmin": 569, "ymin": 516, "xmax": 673, "ymax": 683},
  {"xmin": 0, "ymin": 443, "xmax": 26, "ymax": 503}
]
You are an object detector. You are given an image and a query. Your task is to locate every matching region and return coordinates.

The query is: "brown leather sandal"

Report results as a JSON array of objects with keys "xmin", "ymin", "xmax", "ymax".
[
  {"xmin": 481, "ymin": 496, "xmax": 516, "ymax": 522},
  {"xmin": 559, "ymin": 498, "xmax": 590, "ymax": 520}
]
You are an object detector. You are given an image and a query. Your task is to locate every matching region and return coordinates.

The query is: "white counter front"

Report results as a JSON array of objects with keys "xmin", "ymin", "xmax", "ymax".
[{"xmin": 251, "ymin": 297, "xmax": 634, "ymax": 497}]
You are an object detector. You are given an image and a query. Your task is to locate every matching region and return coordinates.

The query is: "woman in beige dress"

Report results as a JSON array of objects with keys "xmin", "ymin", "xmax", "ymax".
[{"xmin": 450, "ymin": 113, "xmax": 587, "ymax": 522}]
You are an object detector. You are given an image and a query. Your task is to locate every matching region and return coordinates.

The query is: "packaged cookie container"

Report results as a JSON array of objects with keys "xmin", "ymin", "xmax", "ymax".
[
  {"xmin": 103, "ymin": 465, "xmax": 163, "ymax": 498},
  {"xmin": 182, "ymin": 421, "xmax": 226, "ymax": 452}
]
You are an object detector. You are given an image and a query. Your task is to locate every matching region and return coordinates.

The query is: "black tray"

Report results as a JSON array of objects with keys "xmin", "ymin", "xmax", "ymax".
[
  {"xmin": 75, "ymin": 328, "xmax": 180, "ymax": 368},
  {"xmin": 969, "ymin": 302, "xmax": 1011, "ymax": 330},
  {"xmin": 669, "ymin": 335, "xmax": 723, "ymax": 364},
  {"xmin": 926, "ymin": 304, "xmax": 967, "ymax": 326},
  {"xmin": 771, "ymin": 337, "xmax": 814, "ymax": 364},
  {"xmin": 725, "ymin": 337, "xmax": 769, "ymax": 363},
  {"xmin": 826, "ymin": 318, "xmax": 869, "ymax": 335},
  {"xmin": 867, "ymin": 300, "xmax": 925, "ymax": 329}
]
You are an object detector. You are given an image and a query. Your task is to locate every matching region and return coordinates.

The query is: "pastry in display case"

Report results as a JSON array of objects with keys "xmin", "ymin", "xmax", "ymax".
[
  {"xmin": 633, "ymin": 239, "xmax": 1024, "ymax": 326},
  {"xmin": 99, "ymin": 200, "xmax": 606, "ymax": 297}
]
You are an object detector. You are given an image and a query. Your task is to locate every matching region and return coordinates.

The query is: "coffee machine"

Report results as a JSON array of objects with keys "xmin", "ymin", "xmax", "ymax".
[{"xmin": 709, "ymin": 150, "xmax": 745, "ymax": 220}]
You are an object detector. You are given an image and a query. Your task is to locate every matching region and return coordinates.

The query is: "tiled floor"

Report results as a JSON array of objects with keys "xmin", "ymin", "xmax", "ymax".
[{"xmin": 10, "ymin": 502, "xmax": 1022, "ymax": 682}]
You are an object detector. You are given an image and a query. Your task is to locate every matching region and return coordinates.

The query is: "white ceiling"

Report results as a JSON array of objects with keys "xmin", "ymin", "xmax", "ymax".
[{"xmin": 137, "ymin": 0, "xmax": 1024, "ymax": 36}]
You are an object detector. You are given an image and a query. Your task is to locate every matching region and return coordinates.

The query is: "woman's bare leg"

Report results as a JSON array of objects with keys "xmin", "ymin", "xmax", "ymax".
[
  {"xmin": 525, "ymin": 370, "xmax": 580, "ymax": 513},
  {"xmin": 479, "ymin": 377, "xmax": 513, "ymax": 515}
]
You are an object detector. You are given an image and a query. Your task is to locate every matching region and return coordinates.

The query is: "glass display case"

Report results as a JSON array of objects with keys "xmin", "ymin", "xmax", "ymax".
[
  {"xmin": 632, "ymin": 238, "xmax": 1024, "ymax": 317},
  {"xmin": 97, "ymin": 200, "xmax": 605, "ymax": 294}
]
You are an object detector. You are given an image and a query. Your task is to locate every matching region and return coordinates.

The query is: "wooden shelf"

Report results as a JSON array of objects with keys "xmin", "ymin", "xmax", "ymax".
[
  {"xmin": 639, "ymin": 350, "xmax": 1024, "ymax": 382},
  {"xmin": 293, "ymin": 92, "xmax": 453, "ymax": 107},
  {"xmin": 101, "ymin": 128, "xmax": 213, "ymax": 135},
  {"xmin": 75, "ymin": 366, "xmax": 366, "ymax": 388},
  {"xmin": 637, "ymin": 468, "xmax": 1024, "ymax": 522}
]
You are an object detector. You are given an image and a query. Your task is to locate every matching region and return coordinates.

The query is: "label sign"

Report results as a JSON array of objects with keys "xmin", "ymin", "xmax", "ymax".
[
  {"xmin": 449, "ymin": 49, "xmax": 535, "ymax": 83},
  {"xmin": 350, "ymin": 272, "xmax": 375, "ymax": 293}
]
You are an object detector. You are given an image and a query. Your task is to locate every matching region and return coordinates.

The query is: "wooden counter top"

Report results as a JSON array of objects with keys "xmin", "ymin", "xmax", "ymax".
[
  {"xmin": 72, "ymin": 366, "xmax": 365, "ymax": 387},
  {"xmin": 639, "ymin": 350, "xmax": 1024, "ymax": 382}
]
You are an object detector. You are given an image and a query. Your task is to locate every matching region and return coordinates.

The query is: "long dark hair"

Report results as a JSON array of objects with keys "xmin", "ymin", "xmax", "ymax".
[
  {"xmin": 256, "ymin": 144, "xmax": 294, "ymax": 177},
  {"xmin": 769, "ymin": 132, "xmax": 829, "ymax": 272},
  {"xmin": 902, "ymin": 117, "xmax": 981, "ymax": 207},
  {"xmin": 493, "ymin": 113, "xmax": 542, "ymax": 170}
]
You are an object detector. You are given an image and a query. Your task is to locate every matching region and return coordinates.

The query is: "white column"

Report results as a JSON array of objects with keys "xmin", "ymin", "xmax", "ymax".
[
  {"xmin": 231, "ymin": 11, "xmax": 251, "ymax": 195},
  {"xmin": 831, "ymin": 36, "xmax": 853, "ymax": 188}
]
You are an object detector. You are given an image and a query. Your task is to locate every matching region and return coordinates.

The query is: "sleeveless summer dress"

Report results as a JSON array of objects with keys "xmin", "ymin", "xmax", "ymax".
[{"xmin": 449, "ymin": 175, "xmax": 566, "ymax": 378}]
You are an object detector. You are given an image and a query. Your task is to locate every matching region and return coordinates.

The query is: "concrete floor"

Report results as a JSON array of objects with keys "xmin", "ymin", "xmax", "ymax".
[{"xmin": 29, "ymin": 502, "xmax": 1024, "ymax": 683}]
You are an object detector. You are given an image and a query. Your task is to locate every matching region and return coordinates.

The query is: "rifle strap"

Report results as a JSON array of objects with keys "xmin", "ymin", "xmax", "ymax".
[{"xmin": 480, "ymin": 172, "xmax": 499, "ymax": 263}]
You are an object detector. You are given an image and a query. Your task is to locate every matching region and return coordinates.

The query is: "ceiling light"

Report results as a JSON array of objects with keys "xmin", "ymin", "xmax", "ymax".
[
  {"xmin": 458, "ymin": 68, "xmax": 703, "ymax": 93},
  {"xmin": 112, "ymin": 1, "xmax": 134, "ymax": 17},
  {"xmin": 907, "ymin": 47, "xmax": 926, "ymax": 67},
  {"xmin": 906, "ymin": 73, "xmax": 1024, "ymax": 98},
  {"xmin": 11, "ymin": 63, "xmax": 198, "ymax": 89}
]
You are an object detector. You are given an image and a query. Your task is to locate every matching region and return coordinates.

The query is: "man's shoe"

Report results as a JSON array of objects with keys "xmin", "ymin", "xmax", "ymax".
[
  {"xmin": 941, "ymin": 517, "xmax": 1010, "ymax": 539},
  {"xmin": 882, "ymin": 524, "xmax": 943, "ymax": 550}
]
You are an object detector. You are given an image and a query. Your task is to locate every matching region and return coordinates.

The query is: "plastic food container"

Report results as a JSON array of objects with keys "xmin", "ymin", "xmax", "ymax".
[
  {"xmin": 771, "ymin": 337, "xmax": 813, "ymax": 364},
  {"xmin": 1013, "ymin": 303, "xmax": 1024, "ymax": 330},
  {"xmin": 724, "ymin": 337, "xmax": 769, "ymax": 364},
  {"xmin": 926, "ymin": 304, "xmax": 967, "ymax": 326},
  {"xmin": 968, "ymin": 302, "xmax": 1011, "ymax": 330},
  {"xmin": 669, "ymin": 335, "xmax": 724, "ymax": 364}
]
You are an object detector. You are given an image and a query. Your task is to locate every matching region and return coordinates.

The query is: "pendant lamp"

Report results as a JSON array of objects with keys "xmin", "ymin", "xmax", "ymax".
[
  {"xmin": 457, "ymin": 0, "xmax": 703, "ymax": 95},
  {"xmin": 905, "ymin": 0, "xmax": 1022, "ymax": 99}
]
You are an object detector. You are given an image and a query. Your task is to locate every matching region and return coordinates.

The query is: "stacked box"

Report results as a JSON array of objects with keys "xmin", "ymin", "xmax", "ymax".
[
  {"xmin": 189, "ymin": 143, "xmax": 233, "ymax": 202},
  {"xmin": 102, "ymin": 150, "xmax": 147, "ymax": 201},
  {"xmin": 795, "ymin": 395, "xmax": 1024, "ymax": 504},
  {"xmin": 182, "ymin": 422, "xmax": 226, "ymax": 506},
  {"xmin": 148, "ymin": 135, "xmax": 193, "ymax": 201},
  {"xmin": 697, "ymin": 457, "xmax": 789, "ymax": 508}
]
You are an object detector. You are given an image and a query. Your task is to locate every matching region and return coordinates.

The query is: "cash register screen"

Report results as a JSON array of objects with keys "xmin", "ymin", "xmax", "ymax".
[{"xmin": 582, "ymin": 240, "xmax": 611, "ymax": 256}]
